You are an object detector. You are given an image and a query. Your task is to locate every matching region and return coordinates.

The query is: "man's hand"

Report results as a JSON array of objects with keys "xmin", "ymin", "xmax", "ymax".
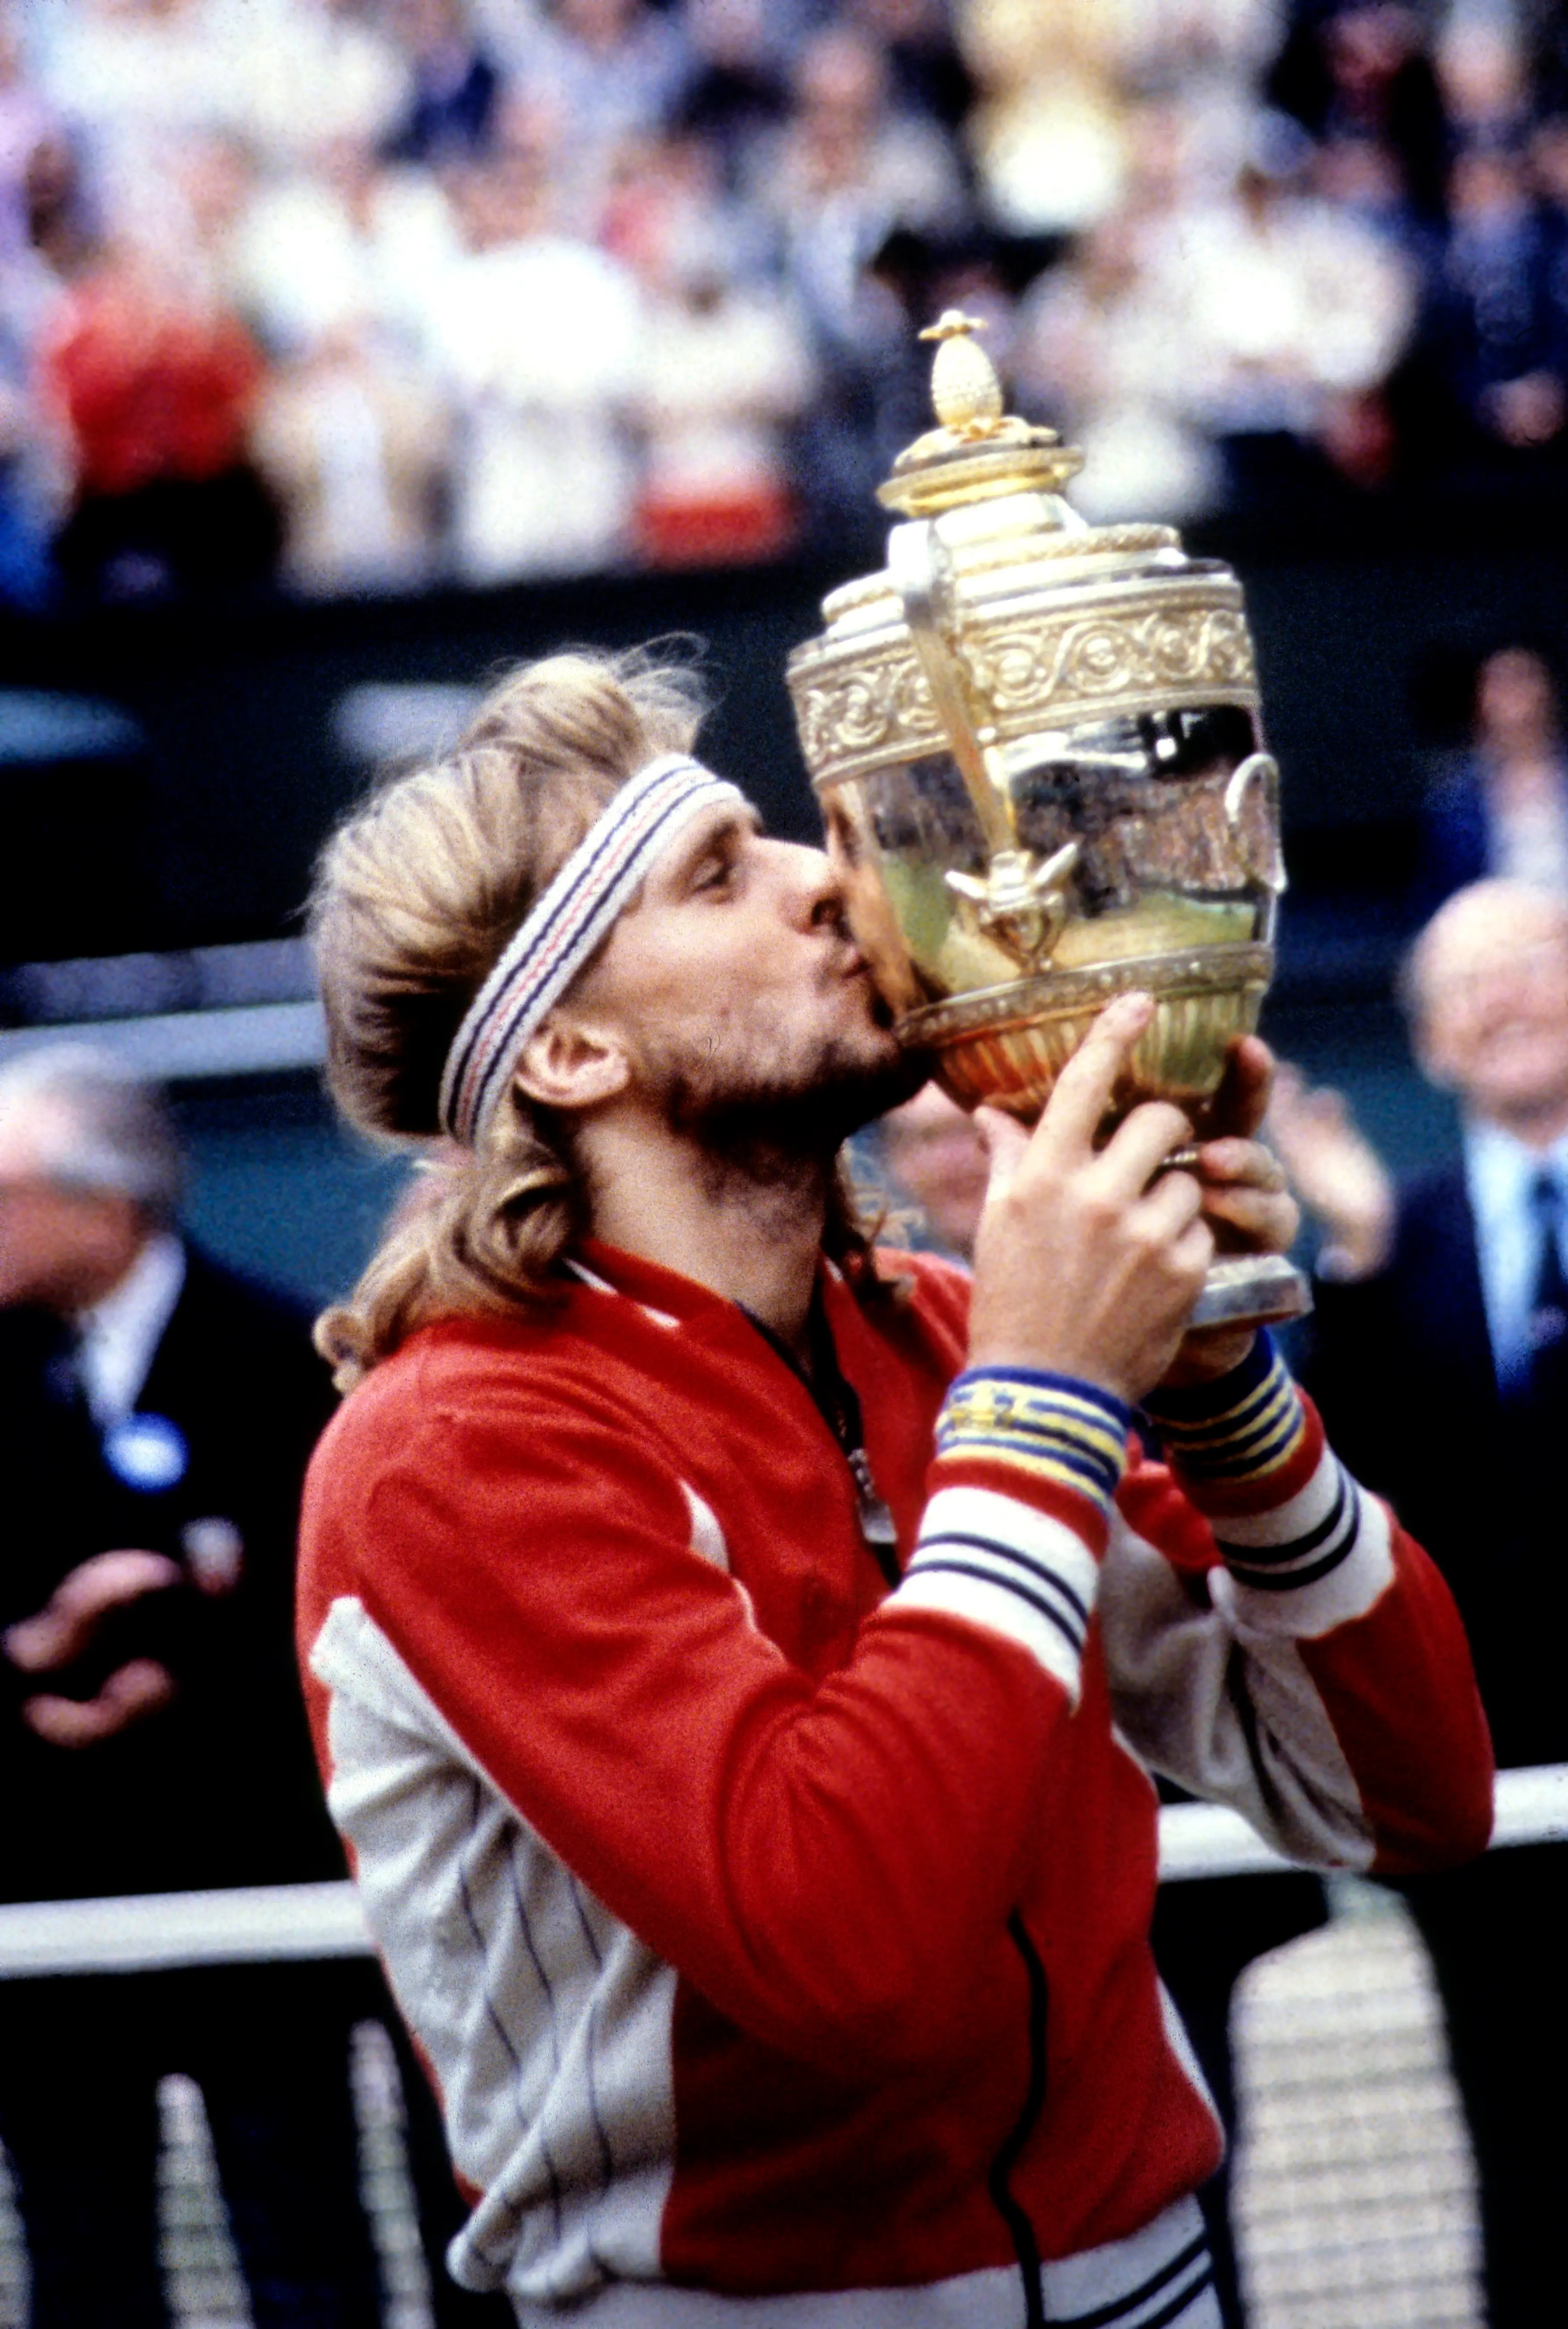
[
  {"xmin": 967, "ymin": 991, "xmax": 1214, "ymax": 1405},
  {"xmin": 1267, "ymin": 1060, "xmax": 1394, "ymax": 1279},
  {"xmin": 4, "ymin": 1550, "xmax": 181, "ymax": 1749},
  {"xmin": 1162, "ymin": 1035, "xmax": 1301, "ymax": 1386}
]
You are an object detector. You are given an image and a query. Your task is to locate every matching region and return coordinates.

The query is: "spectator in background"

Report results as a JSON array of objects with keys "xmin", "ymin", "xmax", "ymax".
[
  {"xmin": 40, "ymin": 227, "xmax": 279, "ymax": 599},
  {"xmin": 0, "ymin": 15, "xmax": 66, "ymax": 603},
  {"xmin": 0, "ymin": 1046, "xmax": 370, "ymax": 2325},
  {"xmin": 1013, "ymin": 159, "xmax": 1224, "ymax": 523},
  {"xmin": 418, "ymin": 95, "xmax": 642, "ymax": 581},
  {"xmin": 1530, "ymin": 102, "xmax": 1568, "ymax": 222},
  {"xmin": 677, "ymin": 0, "xmax": 802, "ymax": 182},
  {"xmin": 1269, "ymin": 880, "xmax": 1568, "ymax": 2329},
  {"xmin": 231, "ymin": 127, "xmax": 460, "ymax": 358},
  {"xmin": 746, "ymin": 24, "xmax": 970, "ymax": 553},
  {"xmin": 628, "ymin": 197, "xmax": 815, "ymax": 568},
  {"xmin": 0, "ymin": 1046, "xmax": 513, "ymax": 2328},
  {"xmin": 877, "ymin": 1075, "xmax": 1327, "ymax": 2329},
  {"xmin": 1414, "ymin": 643, "xmax": 1568, "ymax": 912},
  {"xmin": 0, "ymin": 2, "xmax": 56, "ymax": 257},
  {"xmin": 492, "ymin": 0, "xmax": 700, "ymax": 226},
  {"xmin": 228, "ymin": 0, "xmax": 414, "ymax": 169},
  {"xmin": 848, "ymin": 0, "xmax": 976, "ymax": 139},
  {"xmin": 745, "ymin": 21, "xmax": 970, "ymax": 298},
  {"xmin": 957, "ymin": 0, "xmax": 1132, "ymax": 236},
  {"xmin": 252, "ymin": 314, "xmax": 450, "ymax": 593},
  {"xmin": 220, "ymin": 118, "xmax": 457, "ymax": 592},
  {"xmin": 1269, "ymin": 0, "xmax": 1449, "ymax": 231},
  {"xmin": 1164, "ymin": 119, "xmax": 1416, "ymax": 519},
  {"xmin": 1434, "ymin": 7, "xmax": 1535, "ymax": 163},
  {"xmin": 1117, "ymin": 0, "xmax": 1286, "ymax": 197},
  {"xmin": 1413, "ymin": 143, "xmax": 1568, "ymax": 486},
  {"xmin": 381, "ymin": 0, "xmax": 500, "ymax": 166},
  {"xmin": 876, "ymin": 1077, "xmax": 992, "ymax": 1260}
]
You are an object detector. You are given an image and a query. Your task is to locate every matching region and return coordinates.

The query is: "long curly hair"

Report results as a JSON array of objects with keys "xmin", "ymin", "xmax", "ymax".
[{"xmin": 309, "ymin": 648, "xmax": 884, "ymax": 1391}]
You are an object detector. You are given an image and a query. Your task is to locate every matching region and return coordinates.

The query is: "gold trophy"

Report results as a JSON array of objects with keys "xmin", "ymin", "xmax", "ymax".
[{"xmin": 786, "ymin": 313, "xmax": 1307, "ymax": 1328}]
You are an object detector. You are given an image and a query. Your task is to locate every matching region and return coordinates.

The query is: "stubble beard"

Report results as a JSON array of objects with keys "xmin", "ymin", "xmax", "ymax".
[{"xmin": 653, "ymin": 1022, "xmax": 932, "ymax": 1202}]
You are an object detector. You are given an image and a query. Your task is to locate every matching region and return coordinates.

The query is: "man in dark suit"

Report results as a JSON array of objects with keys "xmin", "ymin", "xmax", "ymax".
[
  {"xmin": 1270, "ymin": 878, "xmax": 1568, "ymax": 2329},
  {"xmin": 0, "ymin": 1046, "xmax": 507, "ymax": 2329}
]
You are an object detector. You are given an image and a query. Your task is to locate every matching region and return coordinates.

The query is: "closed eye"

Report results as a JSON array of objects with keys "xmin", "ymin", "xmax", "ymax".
[{"xmin": 691, "ymin": 841, "xmax": 742, "ymax": 893}]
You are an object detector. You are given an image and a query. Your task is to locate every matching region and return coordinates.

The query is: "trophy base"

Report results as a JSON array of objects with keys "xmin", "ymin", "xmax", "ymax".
[{"xmin": 1188, "ymin": 1252, "xmax": 1312, "ymax": 1332}]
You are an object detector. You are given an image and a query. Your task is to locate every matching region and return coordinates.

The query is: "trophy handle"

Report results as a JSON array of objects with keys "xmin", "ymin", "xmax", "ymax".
[
  {"xmin": 889, "ymin": 518, "xmax": 1079, "ymax": 973},
  {"xmin": 887, "ymin": 519, "xmax": 1015, "ymax": 858}
]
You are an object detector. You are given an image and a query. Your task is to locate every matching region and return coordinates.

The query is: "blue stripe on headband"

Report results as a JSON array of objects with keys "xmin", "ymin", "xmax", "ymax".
[{"xmin": 439, "ymin": 754, "xmax": 746, "ymax": 1145}]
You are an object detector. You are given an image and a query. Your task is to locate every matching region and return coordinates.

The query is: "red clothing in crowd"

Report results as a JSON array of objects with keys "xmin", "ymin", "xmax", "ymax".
[{"xmin": 42, "ymin": 266, "xmax": 263, "ymax": 497}]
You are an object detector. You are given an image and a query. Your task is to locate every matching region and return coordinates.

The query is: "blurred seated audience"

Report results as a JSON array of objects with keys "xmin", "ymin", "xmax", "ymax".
[
  {"xmin": 676, "ymin": 0, "xmax": 802, "ymax": 178},
  {"xmin": 877, "ymin": 1074, "xmax": 1327, "ymax": 2329},
  {"xmin": 1408, "ymin": 143, "xmax": 1568, "ymax": 490},
  {"xmin": 1414, "ymin": 643, "xmax": 1568, "ymax": 913},
  {"xmin": 745, "ymin": 20, "xmax": 971, "ymax": 296},
  {"xmin": 746, "ymin": 25, "xmax": 971, "ymax": 555},
  {"xmin": 1434, "ymin": 7, "xmax": 1536, "ymax": 163},
  {"xmin": 417, "ymin": 95, "xmax": 642, "ymax": 581},
  {"xmin": 1268, "ymin": 0, "xmax": 1449, "ymax": 232},
  {"xmin": 1269, "ymin": 879, "xmax": 1568, "ymax": 2329},
  {"xmin": 39, "ymin": 229, "xmax": 279, "ymax": 599},
  {"xmin": 1162, "ymin": 120, "xmax": 1416, "ymax": 519},
  {"xmin": 956, "ymin": 0, "xmax": 1133, "ymax": 236},
  {"xmin": 0, "ymin": 4, "xmax": 56, "ymax": 258},
  {"xmin": 231, "ymin": 127, "xmax": 460, "ymax": 358},
  {"xmin": 0, "ymin": 0, "xmax": 1561, "ymax": 596},
  {"xmin": 253, "ymin": 316, "xmax": 450, "ymax": 593},
  {"xmin": 627, "ymin": 190, "xmax": 816, "ymax": 566},
  {"xmin": 851, "ymin": 0, "xmax": 975, "ymax": 137},
  {"xmin": 0, "ymin": 1045, "xmax": 510, "ymax": 2327},
  {"xmin": 492, "ymin": 0, "xmax": 701, "ymax": 226},
  {"xmin": 381, "ymin": 0, "xmax": 500, "ymax": 166},
  {"xmin": 229, "ymin": 0, "xmax": 414, "ymax": 167},
  {"xmin": 1013, "ymin": 192, "xmax": 1223, "ymax": 523}
]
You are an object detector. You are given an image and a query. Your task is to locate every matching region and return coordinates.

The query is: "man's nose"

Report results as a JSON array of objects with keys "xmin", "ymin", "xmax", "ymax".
[{"xmin": 769, "ymin": 839, "xmax": 846, "ymax": 930}]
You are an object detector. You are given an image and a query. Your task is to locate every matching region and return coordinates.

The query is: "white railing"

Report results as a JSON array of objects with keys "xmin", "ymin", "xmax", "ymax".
[{"xmin": 0, "ymin": 1766, "xmax": 1561, "ymax": 1980}]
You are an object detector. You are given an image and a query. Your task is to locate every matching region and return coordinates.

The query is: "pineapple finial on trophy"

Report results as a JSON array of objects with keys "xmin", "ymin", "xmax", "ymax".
[{"xmin": 919, "ymin": 311, "xmax": 1005, "ymax": 440}]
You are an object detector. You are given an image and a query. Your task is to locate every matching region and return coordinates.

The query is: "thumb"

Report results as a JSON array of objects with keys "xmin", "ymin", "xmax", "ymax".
[{"xmin": 974, "ymin": 1105, "xmax": 1030, "ymax": 1198}]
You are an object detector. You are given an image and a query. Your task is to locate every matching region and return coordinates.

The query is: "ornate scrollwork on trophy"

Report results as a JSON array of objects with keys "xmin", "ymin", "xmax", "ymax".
[{"xmin": 791, "ymin": 594, "xmax": 1259, "ymax": 792}]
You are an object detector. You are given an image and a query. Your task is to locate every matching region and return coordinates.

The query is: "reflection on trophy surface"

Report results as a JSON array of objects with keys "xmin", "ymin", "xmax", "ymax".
[{"xmin": 786, "ymin": 310, "xmax": 1307, "ymax": 1328}]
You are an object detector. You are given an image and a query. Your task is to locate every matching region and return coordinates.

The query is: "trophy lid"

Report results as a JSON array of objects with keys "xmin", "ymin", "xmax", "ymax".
[{"xmin": 875, "ymin": 310, "xmax": 1086, "ymax": 519}]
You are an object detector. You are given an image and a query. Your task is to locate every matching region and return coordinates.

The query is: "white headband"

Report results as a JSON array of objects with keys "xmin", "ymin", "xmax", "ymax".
[{"xmin": 439, "ymin": 752, "xmax": 746, "ymax": 1145}]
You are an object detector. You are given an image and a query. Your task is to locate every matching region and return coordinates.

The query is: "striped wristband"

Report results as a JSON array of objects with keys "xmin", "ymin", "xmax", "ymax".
[
  {"xmin": 1141, "ymin": 1331, "xmax": 1306, "ymax": 1489},
  {"xmin": 934, "ymin": 1366, "xmax": 1132, "ymax": 1525},
  {"xmin": 895, "ymin": 1368, "xmax": 1132, "ymax": 1698}
]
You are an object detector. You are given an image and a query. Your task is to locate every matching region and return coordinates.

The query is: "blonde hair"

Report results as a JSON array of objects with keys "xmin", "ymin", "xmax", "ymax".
[{"xmin": 310, "ymin": 646, "xmax": 883, "ymax": 1391}]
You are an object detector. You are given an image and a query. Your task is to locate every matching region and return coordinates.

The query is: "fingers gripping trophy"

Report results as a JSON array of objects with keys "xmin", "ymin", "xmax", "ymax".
[{"xmin": 786, "ymin": 312, "xmax": 1309, "ymax": 1329}]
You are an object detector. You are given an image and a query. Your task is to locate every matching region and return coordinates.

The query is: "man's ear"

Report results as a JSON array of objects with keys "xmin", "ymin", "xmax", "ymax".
[{"xmin": 513, "ymin": 1012, "xmax": 631, "ymax": 1112}]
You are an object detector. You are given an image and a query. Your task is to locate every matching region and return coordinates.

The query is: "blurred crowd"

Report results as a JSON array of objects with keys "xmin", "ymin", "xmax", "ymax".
[{"xmin": 0, "ymin": 0, "xmax": 1566, "ymax": 608}]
